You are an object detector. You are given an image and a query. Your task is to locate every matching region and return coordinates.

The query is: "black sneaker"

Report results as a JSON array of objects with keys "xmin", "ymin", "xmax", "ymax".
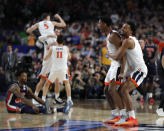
[
  {"xmin": 54, "ymin": 97, "xmax": 64, "ymax": 104},
  {"xmin": 45, "ymin": 99, "xmax": 51, "ymax": 114}
]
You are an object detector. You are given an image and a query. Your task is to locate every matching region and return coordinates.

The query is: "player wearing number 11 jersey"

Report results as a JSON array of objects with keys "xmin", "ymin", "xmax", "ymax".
[
  {"xmin": 26, "ymin": 13, "xmax": 66, "ymax": 102},
  {"xmin": 43, "ymin": 35, "xmax": 73, "ymax": 113}
]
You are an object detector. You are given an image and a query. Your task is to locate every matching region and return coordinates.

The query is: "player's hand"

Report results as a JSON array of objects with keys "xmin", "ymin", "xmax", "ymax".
[
  {"xmin": 54, "ymin": 14, "xmax": 60, "ymax": 19},
  {"xmin": 32, "ymin": 106, "xmax": 39, "ymax": 113},
  {"xmin": 118, "ymin": 73, "xmax": 124, "ymax": 79}
]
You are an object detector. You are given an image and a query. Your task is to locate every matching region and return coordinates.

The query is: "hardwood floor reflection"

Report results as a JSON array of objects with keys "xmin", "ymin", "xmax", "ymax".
[{"xmin": 0, "ymin": 99, "xmax": 163, "ymax": 130}]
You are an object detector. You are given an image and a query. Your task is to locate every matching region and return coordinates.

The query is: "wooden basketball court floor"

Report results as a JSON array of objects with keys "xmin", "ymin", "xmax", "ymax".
[{"xmin": 0, "ymin": 97, "xmax": 164, "ymax": 131}]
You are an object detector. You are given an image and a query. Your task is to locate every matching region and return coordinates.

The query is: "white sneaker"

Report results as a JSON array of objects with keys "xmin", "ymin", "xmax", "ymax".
[
  {"xmin": 54, "ymin": 97, "xmax": 64, "ymax": 104},
  {"xmin": 156, "ymin": 108, "xmax": 164, "ymax": 116},
  {"xmin": 67, "ymin": 100, "xmax": 73, "ymax": 107},
  {"xmin": 115, "ymin": 115, "xmax": 127, "ymax": 125}
]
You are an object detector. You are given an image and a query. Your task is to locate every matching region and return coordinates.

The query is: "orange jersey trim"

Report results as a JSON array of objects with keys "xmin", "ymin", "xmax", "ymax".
[
  {"xmin": 130, "ymin": 78, "xmax": 138, "ymax": 87},
  {"xmin": 48, "ymin": 80, "xmax": 53, "ymax": 84},
  {"xmin": 115, "ymin": 81, "xmax": 121, "ymax": 85},
  {"xmin": 38, "ymin": 75, "xmax": 47, "ymax": 79},
  {"xmin": 104, "ymin": 82, "xmax": 110, "ymax": 86}
]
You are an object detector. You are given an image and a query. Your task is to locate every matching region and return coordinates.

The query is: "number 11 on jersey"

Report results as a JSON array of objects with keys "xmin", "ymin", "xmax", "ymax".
[{"xmin": 57, "ymin": 51, "xmax": 62, "ymax": 58}]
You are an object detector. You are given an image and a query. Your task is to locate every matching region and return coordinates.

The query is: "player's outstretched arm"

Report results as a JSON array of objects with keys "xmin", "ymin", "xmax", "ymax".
[
  {"xmin": 26, "ymin": 23, "xmax": 39, "ymax": 34},
  {"xmin": 52, "ymin": 14, "xmax": 66, "ymax": 28},
  {"xmin": 27, "ymin": 87, "xmax": 45, "ymax": 105}
]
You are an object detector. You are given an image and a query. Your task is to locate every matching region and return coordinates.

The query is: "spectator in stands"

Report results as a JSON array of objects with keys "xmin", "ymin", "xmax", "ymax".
[
  {"xmin": 156, "ymin": 47, "xmax": 164, "ymax": 116},
  {"xmin": 144, "ymin": 36, "xmax": 159, "ymax": 103},
  {"xmin": 99, "ymin": 42, "xmax": 112, "ymax": 70},
  {"xmin": 1, "ymin": 45, "xmax": 18, "ymax": 85}
]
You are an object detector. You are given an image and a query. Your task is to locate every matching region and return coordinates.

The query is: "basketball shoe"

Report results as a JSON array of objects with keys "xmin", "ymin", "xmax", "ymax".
[
  {"xmin": 53, "ymin": 97, "xmax": 64, "ymax": 104},
  {"xmin": 103, "ymin": 115, "xmax": 121, "ymax": 124},
  {"xmin": 118, "ymin": 117, "xmax": 138, "ymax": 127},
  {"xmin": 115, "ymin": 115, "xmax": 128, "ymax": 126},
  {"xmin": 45, "ymin": 99, "xmax": 51, "ymax": 114},
  {"xmin": 156, "ymin": 108, "xmax": 164, "ymax": 117}
]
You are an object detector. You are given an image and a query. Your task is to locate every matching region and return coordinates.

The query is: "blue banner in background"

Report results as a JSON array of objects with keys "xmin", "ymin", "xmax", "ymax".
[{"xmin": 3, "ymin": 45, "xmax": 36, "ymax": 54}]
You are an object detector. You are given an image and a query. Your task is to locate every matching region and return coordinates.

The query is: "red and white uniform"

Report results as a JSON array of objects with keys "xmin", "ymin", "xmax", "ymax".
[
  {"xmin": 38, "ymin": 20, "xmax": 57, "ymax": 78},
  {"xmin": 48, "ymin": 45, "xmax": 69, "ymax": 83},
  {"xmin": 105, "ymin": 31, "xmax": 121, "ymax": 86},
  {"xmin": 124, "ymin": 36, "xmax": 147, "ymax": 86}
]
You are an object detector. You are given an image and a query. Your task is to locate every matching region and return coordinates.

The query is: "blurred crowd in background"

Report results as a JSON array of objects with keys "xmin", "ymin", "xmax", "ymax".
[{"xmin": 0, "ymin": 0, "xmax": 164, "ymax": 101}]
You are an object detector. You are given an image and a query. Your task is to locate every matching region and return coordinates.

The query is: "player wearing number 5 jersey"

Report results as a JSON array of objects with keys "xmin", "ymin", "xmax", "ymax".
[
  {"xmin": 26, "ymin": 13, "xmax": 66, "ymax": 102},
  {"xmin": 43, "ymin": 35, "xmax": 73, "ymax": 113}
]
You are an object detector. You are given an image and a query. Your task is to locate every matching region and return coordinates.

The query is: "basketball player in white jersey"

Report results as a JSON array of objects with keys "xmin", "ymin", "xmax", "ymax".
[
  {"xmin": 97, "ymin": 17, "xmax": 127, "ymax": 124},
  {"xmin": 108, "ymin": 21, "xmax": 147, "ymax": 126},
  {"xmin": 43, "ymin": 35, "xmax": 73, "ymax": 113},
  {"xmin": 26, "ymin": 13, "xmax": 66, "ymax": 103}
]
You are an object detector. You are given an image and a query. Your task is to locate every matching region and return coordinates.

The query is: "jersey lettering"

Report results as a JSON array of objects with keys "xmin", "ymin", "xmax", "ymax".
[{"xmin": 57, "ymin": 51, "xmax": 62, "ymax": 58}]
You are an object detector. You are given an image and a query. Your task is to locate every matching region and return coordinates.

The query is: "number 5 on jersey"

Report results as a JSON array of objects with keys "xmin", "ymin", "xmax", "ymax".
[
  {"xmin": 57, "ymin": 51, "xmax": 62, "ymax": 58},
  {"xmin": 44, "ymin": 24, "xmax": 49, "ymax": 29}
]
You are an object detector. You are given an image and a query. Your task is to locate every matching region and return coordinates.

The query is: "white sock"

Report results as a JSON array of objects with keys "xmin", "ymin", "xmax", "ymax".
[
  {"xmin": 128, "ymin": 110, "xmax": 136, "ymax": 119},
  {"xmin": 120, "ymin": 109, "xmax": 126, "ymax": 116},
  {"xmin": 55, "ymin": 93, "xmax": 59, "ymax": 99},
  {"xmin": 53, "ymin": 108, "xmax": 57, "ymax": 113},
  {"xmin": 42, "ymin": 96, "xmax": 46, "ymax": 102},
  {"xmin": 148, "ymin": 93, "xmax": 153, "ymax": 98},
  {"xmin": 35, "ymin": 92, "xmax": 39, "ymax": 97},
  {"xmin": 67, "ymin": 96, "xmax": 72, "ymax": 102},
  {"xmin": 112, "ymin": 109, "xmax": 119, "ymax": 116}
]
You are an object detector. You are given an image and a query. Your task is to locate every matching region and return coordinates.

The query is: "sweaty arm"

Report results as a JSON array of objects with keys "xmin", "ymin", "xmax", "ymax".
[
  {"xmin": 9, "ymin": 86, "xmax": 34, "ymax": 107},
  {"xmin": 26, "ymin": 23, "xmax": 39, "ymax": 34},
  {"xmin": 52, "ymin": 14, "xmax": 66, "ymax": 28},
  {"xmin": 108, "ymin": 38, "xmax": 133, "ymax": 60},
  {"xmin": 43, "ymin": 49, "xmax": 52, "ymax": 61},
  {"xmin": 27, "ymin": 88, "xmax": 45, "ymax": 105}
]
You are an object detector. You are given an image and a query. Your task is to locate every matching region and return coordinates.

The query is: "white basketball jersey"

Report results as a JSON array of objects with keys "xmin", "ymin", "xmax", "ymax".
[
  {"xmin": 38, "ymin": 21, "xmax": 55, "ymax": 36},
  {"xmin": 106, "ymin": 31, "xmax": 117, "ymax": 54},
  {"xmin": 126, "ymin": 36, "xmax": 147, "ymax": 71},
  {"xmin": 106, "ymin": 30, "xmax": 120, "ymax": 66},
  {"xmin": 51, "ymin": 46, "xmax": 68, "ymax": 71}
]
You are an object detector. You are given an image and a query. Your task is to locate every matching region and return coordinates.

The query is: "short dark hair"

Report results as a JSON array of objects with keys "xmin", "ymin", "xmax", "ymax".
[
  {"xmin": 41, "ymin": 13, "xmax": 50, "ymax": 20},
  {"xmin": 15, "ymin": 69, "xmax": 26, "ymax": 77},
  {"xmin": 99, "ymin": 16, "xmax": 112, "ymax": 27},
  {"xmin": 127, "ymin": 21, "xmax": 136, "ymax": 35},
  {"xmin": 57, "ymin": 35, "xmax": 64, "ymax": 44}
]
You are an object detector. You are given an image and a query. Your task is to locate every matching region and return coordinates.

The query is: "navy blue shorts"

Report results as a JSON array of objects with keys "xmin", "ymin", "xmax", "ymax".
[
  {"xmin": 7, "ymin": 103, "xmax": 46, "ymax": 114},
  {"xmin": 145, "ymin": 62, "xmax": 156, "ymax": 83}
]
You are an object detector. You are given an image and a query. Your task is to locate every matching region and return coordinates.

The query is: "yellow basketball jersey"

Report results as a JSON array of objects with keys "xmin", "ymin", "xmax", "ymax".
[{"xmin": 101, "ymin": 47, "xmax": 112, "ymax": 65}]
